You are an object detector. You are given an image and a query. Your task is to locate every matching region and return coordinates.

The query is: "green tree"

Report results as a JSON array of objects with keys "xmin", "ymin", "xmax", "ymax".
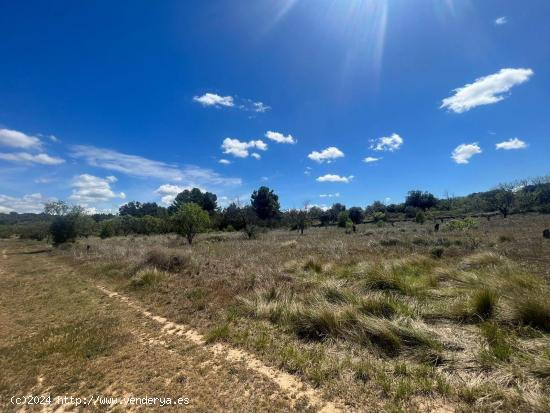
[
  {"xmin": 405, "ymin": 190, "xmax": 438, "ymax": 210},
  {"xmin": 328, "ymin": 203, "xmax": 346, "ymax": 223},
  {"xmin": 173, "ymin": 203, "xmax": 210, "ymax": 244},
  {"xmin": 43, "ymin": 200, "xmax": 70, "ymax": 216},
  {"xmin": 337, "ymin": 211, "xmax": 350, "ymax": 228},
  {"xmin": 169, "ymin": 188, "xmax": 217, "ymax": 214},
  {"xmin": 251, "ymin": 186, "xmax": 280, "ymax": 221},
  {"xmin": 348, "ymin": 207, "xmax": 364, "ymax": 225}
]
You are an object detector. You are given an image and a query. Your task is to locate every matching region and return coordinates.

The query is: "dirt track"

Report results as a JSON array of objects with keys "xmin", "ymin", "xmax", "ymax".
[{"xmin": 0, "ymin": 240, "xmax": 343, "ymax": 412}]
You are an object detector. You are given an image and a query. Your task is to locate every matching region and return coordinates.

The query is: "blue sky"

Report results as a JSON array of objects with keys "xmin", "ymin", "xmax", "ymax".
[{"xmin": 1, "ymin": 0, "xmax": 549, "ymax": 213}]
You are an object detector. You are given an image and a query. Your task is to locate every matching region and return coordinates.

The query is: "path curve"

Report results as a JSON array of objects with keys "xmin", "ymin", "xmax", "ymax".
[{"xmin": 96, "ymin": 285, "xmax": 343, "ymax": 413}]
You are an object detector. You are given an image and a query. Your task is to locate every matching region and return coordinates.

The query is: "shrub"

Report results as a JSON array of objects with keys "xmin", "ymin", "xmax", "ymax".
[
  {"xmin": 472, "ymin": 289, "xmax": 498, "ymax": 320},
  {"xmin": 415, "ymin": 211, "xmax": 426, "ymax": 224},
  {"xmin": 337, "ymin": 211, "xmax": 350, "ymax": 228},
  {"xmin": 445, "ymin": 218, "xmax": 478, "ymax": 231},
  {"xmin": 50, "ymin": 215, "xmax": 78, "ymax": 245},
  {"xmin": 99, "ymin": 221, "xmax": 115, "ymax": 239},
  {"xmin": 144, "ymin": 248, "xmax": 193, "ymax": 273}
]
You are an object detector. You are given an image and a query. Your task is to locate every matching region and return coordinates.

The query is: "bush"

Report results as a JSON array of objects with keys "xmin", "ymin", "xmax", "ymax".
[
  {"xmin": 445, "ymin": 218, "xmax": 478, "ymax": 231},
  {"xmin": 415, "ymin": 211, "xmax": 426, "ymax": 224},
  {"xmin": 50, "ymin": 215, "xmax": 79, "ymax": 245},
  {"xmin": 337, "ymin": 211, "xmax": 350, "ymax": 228},
  {"xmin": 144, "ymin": 248, "xmax": 193, "ymax": 273},
  {"xmin": 99, "ymin": 221, "xmax": 115, "ymax": 239}
]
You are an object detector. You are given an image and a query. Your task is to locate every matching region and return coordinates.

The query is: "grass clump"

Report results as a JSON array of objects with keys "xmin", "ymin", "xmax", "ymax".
[
  {"xmin": 302, "ymin": 258, "xmax": 323, "ymax": 273},
  {"xmin": 358, "ymin": 295, "xmax": 399, "ymax": 318},
  {"xmin": 130, "ymin": 267, "xmax": 164, "ymax": 287},
  {"xmin": 143, "ymin": 247, "xmax": 193, "ymax": 273},
  {"xmin": 514, "ymin": 296, "xmax": 550, "ymax": 331},
  {"xmin": 205, "ymin": 323, "xmax": 231, "ymax": 343},
  {"xmin": 364, "ymin": 267, "xmax": 409, "ymax": 293},
  {"xmin": 472, "ymin": 288, "xmax": 498, "ymax": 320},
  {"xmin": 479, "ymin": 322, "xmax": 513, "ymax": 364}
]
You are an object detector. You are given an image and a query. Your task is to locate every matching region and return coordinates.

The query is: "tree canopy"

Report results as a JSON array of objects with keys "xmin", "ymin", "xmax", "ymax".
[
  {"xmin": 169, "ymin": 188, "xmax": 217, "ymax": 214},
  {"xmin": 251, "ymin": 186, "xmax": 280, "ymax": 221}
]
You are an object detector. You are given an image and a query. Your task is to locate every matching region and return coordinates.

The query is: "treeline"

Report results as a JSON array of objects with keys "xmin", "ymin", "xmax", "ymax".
[{"xmin": 1, "ymin": 176, "xmax": 549, "ymax": 244}]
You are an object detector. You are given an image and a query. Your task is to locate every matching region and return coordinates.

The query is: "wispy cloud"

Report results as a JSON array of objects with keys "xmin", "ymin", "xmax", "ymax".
[
  {"xmin": 496, "ymin": 138, "xmax": 527, "ymax": 150},
  {"xmin": 69, "ymin": 174, "xmax": 125, "ymax": 205},
  {"xmin": 441, "ymin": 68, "xmax": 534, "ymax": 113},
  {"xmin": 221, "ymin": 138, "xmax": 267, "ymax": 158},
  {"xmin": 0, "ymin": 193, "xmax": 50, "ymax": 213},
  {"xmin": 495, "ymin": 16, "xmax": 507, "ymax": 25},
  {"xmin": 218, "ymin": 159, "xmax": 231, "ymax": 165},
  {"xmin": 451, "ymin": 143, "xmax": 482, "ymax": 164},
  {"xmin": 0, "ymin": 152, "xmax": 65, "ymax": 165},
  {"xmin": 308, "ymin": 147, "xmax": 344, "ymax": 163},
  {"xmin": 363, "ymin": 156, "xmax": 382, "ymax": 163},
  {"xmin": 193, "ymin": 92, "xmax": 270, "ymax": 113},
  {"xmin": 370, "ymin": 134, "xmax": 403, "ymax": 152},
  {"xmin": 265, "ymin": 131, "xmax": 296, "ymax": 144},
  {"xmin": 251, "ymin": 153, "xmax": 261, "ymax": 160},
  {"xmin": 0, "ymin": 128, "xmax": 41, "ymax": 149},
  {"xmin": 71, "ymin": 145, "xmax": 241, "ymax": 186},
  {"xmin": 316, "ymin": 174, "xmax": 354, "ymax": 183},
  {"xmin": 320, "ymin": 192, "xmax": 340, "ymax": 198}
]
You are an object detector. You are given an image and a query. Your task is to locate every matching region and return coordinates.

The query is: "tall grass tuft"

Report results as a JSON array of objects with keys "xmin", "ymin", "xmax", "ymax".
[
  {"xmin": 515, "ymin": 297, "xmax": 550, "ymax": 331},
  {"xmin": 472, "ymin": 289, "xmax": 498, "ymax": 320},
  {"xmin": 143, "ymin": 248, "xmax": 193, "ymax": 273}
]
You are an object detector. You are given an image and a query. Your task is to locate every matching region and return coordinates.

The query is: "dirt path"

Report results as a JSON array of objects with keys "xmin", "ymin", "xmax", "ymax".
[
  {"xmin": 96, "ymin": 285, "xmax": 342, "ymax": 413},
  {"xmin": 0, "ymin": 240, "xmax": 344, "ymax": 412}
]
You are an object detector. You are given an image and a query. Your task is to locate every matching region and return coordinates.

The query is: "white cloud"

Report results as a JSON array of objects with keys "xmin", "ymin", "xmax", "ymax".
[
  {"xmin": 193, "ymin": 93, "xmax": 234, "ymax": 108},
  {"xmin": 251, "ymin": 153, "xmax": 261, "ymax": 160},
  {"xmin": 451, "ymin": 143, "xmax": 482, "ymax": 164},
  {"xmin": 154, "ymin": 184, "xmax": 201, "ymax": 205},
  {"xmin": 308, "ymin": 147, "xmax": 344, "ymax": 163},
  {"xmin": 265, "ymin": 131, "xmax": 296, "ymax": 144},
  {"xmin": 496, "ymin": 138, "xmax": 527, "ymax": 150},
  {"xmin": 363, "ymin": 156, "xmax": 382, "ymax": 163},
  {"xmin": 441, "ymin": 68, "xmax": 534, "ymax": 113},
  {"xmin": 69, "ymin": 174, "xmax": 125, "ymax": 205},
  {"xmin": 316, "ymin": 174, "xmax": 354, "ymax": 183},
  {"xmin": 370, "ymin": 134, "xmax": 403, "ymax": 152},
  {"xmin": 0, "ymin": 128, "xmax": 42, "ymax": 149},
  {"xmin": 193, "ymin": 93, "xmax": 270, "ymax": 113},
  {"xmin": 71, "ymin": 145, "xmax": 241, "ymax": 186},
  {"xmin": 320, "ymin": 193, "xmax": 340, "ymax": 198},
  {"xmin": 495, "ymin": 16, "xmax": 507, "ymax": 25},
  {"xmin": 221, "ymin": 138, "xmax": 267, "ymax": 158},
  {"xmin": 218, "ymin": 159, "xmax": 231, "ymax": 165},
  {"xmin": 304, "ymin": 167, "xmax": 312, "ymax": 175},
  {"xmin": 0, "ymin": 193, "xmax": 50, "ymax": 213},
  {"xmin": 0, "ymin": 152, "xmax": 65, "ymax": 165}
]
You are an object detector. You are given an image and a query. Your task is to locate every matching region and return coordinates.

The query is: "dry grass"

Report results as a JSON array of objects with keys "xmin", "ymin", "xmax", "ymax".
[{"xmin": 43, "ymin": 213, "xmax": 550, "ymax": 411}]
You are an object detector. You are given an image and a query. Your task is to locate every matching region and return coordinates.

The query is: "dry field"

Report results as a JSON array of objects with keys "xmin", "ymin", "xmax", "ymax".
[{"xmin": 2, "ymin": 213, "xmax": 550, "ymax": 412}]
